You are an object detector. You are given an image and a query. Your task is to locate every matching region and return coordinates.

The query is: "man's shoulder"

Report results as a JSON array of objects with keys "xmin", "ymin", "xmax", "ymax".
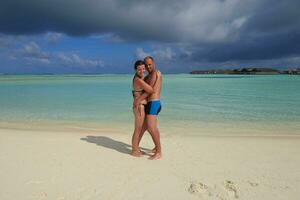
[{"xmin": 156, "ymin": 70, "xmax": 162, "ymax": 77}]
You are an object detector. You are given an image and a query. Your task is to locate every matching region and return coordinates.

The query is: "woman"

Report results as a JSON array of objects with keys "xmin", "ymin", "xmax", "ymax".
[{"xmin": 131, "ymin": 60, "xmax": 155, "ymax": 157}]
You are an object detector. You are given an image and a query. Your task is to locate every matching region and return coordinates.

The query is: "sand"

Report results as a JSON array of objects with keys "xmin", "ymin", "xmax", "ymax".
[{"xmin": 1, "ymin": 128, "xmax": 300, "ymax": 200}]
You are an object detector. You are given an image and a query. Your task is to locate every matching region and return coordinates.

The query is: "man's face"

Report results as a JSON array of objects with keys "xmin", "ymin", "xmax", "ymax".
[{"xmin": 144, "ymin": 58, "xmax": 155, "ymax": 73}]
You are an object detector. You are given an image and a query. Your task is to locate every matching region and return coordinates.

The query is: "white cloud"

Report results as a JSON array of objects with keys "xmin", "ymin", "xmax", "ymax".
[
  {"xmin": 45, "ymin": 32, "xmax": 63, "ymax": 44},
  {"xmin": 136, "ymin": 47, "xmax": 176, "ymax": 61},
  {"xmin": 14, "ymin": 42, "xmax": 51, "ymax": 65},
  {"xmin": 24, "ymin": 57, "xmax": 51, "ymax": 64},
  {"xmin": 57, "ymin": 53, "xmax": 104, "ymax": 67},
  {"xmin": 11, "ymin": 41, "xmax": 104, "ymax": 67},
  {"xmin": 0, "ymin": 34, "xmax": 13, "ymax": 48},
  {"xmin": 136, "ymin": 48, "xmax": 150, "ymax": 60},
  {"xmin": 23, "ymin": 42, "xmax": 48, "ymax": 58},
  {"xmin": 286, "ymin": 56, "xmax": 300, "ymax": 67}
]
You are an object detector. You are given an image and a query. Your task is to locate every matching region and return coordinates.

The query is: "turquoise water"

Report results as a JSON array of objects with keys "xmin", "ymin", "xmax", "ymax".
[{"xmin": 0, "ymin": 74, "xmax": 300, "ymax": 135}]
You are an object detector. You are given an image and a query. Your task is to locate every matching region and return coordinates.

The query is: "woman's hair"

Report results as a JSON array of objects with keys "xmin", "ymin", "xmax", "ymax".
[{"xmin": 134, "ymin": 60, "xmax": 145, "ymax": 70}]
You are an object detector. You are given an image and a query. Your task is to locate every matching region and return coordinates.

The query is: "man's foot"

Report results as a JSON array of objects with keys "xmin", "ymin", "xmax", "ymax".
[
  {"xmin": 131, "ymin": 150, "xmax": 142, "ymax": 157},
  {"xmin": 148, "ymin": 153, "xmax": 162, "ymax": 160},
  {"xmin": 150, "ymin": 148, "xmax": 156, "ymax": 153}
]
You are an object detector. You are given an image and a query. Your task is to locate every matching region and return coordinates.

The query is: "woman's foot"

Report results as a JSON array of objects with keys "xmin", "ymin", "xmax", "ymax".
[
  {"xmin": 148, "ymin": 153, "xmax": 162, "ymax": 160},
  {"xmin": 140, "ymin": 150, "xmax": 148, "ymax": 155}
]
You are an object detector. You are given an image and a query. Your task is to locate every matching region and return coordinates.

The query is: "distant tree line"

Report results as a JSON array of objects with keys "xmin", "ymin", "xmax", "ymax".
[{"xmin": 190, "ymin": 67, "xmax": 300, "ymax": 75}]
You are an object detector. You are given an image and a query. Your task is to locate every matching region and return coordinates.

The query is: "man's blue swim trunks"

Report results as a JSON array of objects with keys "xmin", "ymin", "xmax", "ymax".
[{"xmin": 145, "ymin": 100, "xmax": 162, "ymax": 115}]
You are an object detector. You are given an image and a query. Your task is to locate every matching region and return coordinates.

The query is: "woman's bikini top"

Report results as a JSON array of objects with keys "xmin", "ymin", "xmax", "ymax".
[
  {"xmin": 132, "ymin": 88, "xmax": 143, "ymax": 97},
  {"xmin": 132, "ymin": 75, "xmax": 144, "ymax": 97}
]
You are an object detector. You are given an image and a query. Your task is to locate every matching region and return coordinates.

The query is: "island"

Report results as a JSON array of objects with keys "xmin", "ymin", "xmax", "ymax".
[{"xmin": 190, "ymin": 68, "xmax": 300, "ymax": 75}]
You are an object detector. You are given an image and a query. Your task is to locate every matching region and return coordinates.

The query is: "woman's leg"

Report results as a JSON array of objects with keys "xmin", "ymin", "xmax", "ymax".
[
  {"xmin": 137, "ymin": 119, "xmax": 147, "ymax": 146},
  {"xmin": 131, "ymin": 105, "xmax": 145, "ymax": 157}
]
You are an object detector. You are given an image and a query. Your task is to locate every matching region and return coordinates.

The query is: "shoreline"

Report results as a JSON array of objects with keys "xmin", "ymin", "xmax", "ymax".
[
  {"xmin": 1, "ymin": 120, "xmax": 300, "ymax": 137},
  {"xmin": 1, "ymin": 127, "xmax": 300, "ymax": 139}
]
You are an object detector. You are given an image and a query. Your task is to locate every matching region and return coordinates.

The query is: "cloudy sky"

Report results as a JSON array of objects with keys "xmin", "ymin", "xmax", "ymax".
[{"xmin": 0, "ymin": 0, "xmax": 300, "ymax": 74}]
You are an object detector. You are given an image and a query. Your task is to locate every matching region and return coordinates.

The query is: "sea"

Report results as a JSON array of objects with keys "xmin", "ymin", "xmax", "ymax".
[{"xmin": 0, "ymin": 74, "xmax": 299, "ymax": 136}]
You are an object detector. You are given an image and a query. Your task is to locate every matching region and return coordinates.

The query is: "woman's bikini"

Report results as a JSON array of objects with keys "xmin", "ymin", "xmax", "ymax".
[{"xmin": 131, "ymin": 88, "xmax": 144, "ymax": 97}]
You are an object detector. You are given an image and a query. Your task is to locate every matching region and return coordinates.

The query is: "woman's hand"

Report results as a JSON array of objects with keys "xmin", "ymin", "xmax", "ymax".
[
  {"xmin": 133, "ymin": 98, "xmax": 140, "ymax": 108},
  {"xmin": 138, "ymin": 104, "xmax": 143, "ymax": 116}
]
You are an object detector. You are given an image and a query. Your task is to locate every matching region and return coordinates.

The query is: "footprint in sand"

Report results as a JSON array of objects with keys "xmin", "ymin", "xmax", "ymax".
[
  {"xmin": 223, "ymin": 180, "xmax": 239, "ymax": 199},
  {"xmin": 188, "ymin": 182, "xmax": 211, "ymax": 197},
  {"xmin": 25, "ymin": 180, "xmax": 43, "ymax": 185},
  {"xmin": 247, "ymin": 180, "xmax": 259, "ymax": 187},
  {"xmin": 188, "ymin": 180, "xmax": 240, "ymax": 199},
  {"xmin": 216, "ymin": 193, "xmax": 228, "ymax": 200}
]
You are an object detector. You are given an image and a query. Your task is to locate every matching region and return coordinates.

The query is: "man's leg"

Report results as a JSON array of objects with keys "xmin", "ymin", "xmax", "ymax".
[{"xmin": 146, "ymin": 115, "xmax": 162, "ymax": 160}]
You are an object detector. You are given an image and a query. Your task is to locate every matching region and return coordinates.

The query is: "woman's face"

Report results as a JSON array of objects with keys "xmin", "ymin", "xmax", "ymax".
[{"xmin": 136, "ymin": 64, "xmax": 145, "ymax": 78}]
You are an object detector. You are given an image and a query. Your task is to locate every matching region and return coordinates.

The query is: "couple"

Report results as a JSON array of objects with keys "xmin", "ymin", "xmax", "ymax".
[{"xmin": 131, "ymin": 56, "xmax": 162, "ymax": 160}]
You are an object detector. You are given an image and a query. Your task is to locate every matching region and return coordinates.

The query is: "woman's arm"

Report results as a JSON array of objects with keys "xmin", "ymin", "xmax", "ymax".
[
  {"xmin": 133, "ymin": 78, "xmax": 153, "ymax": 108},
  {"xmin": 136, "ymin": 78, "xmax": 154, "ymax": 94}
]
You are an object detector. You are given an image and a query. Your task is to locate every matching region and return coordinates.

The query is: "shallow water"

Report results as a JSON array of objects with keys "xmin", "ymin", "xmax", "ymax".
[{"xmin": 1, "ymin": 74, "xmax": 299, "ymax": 135}]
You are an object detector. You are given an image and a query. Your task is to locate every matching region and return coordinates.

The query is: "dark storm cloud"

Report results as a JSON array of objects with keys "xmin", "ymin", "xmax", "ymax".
[
  {"xmin": 0, "ymin": 0, "xmax": 252, "ymax": 40},
  {"xmin": 0, "ymin": 0, "xmax": 183, "ymax": 41},
  {"xmin": 190, "ymin": 31, "xmax": 300, "ymax": 62},
  {"xmin": 199, "ymin": 0, "xmax": 300, "ymax": 62},
  {"xmin": 244, "ymin": 1, "xmax": 300, "ymax": 33},
  {"xmin": 0, "ymin": 0, "xmax": 300, "ymax": 63}
]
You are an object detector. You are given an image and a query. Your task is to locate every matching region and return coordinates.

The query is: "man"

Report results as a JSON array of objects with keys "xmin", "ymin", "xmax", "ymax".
[{"xmin": 134, "ymin": 56, "xmax": 162, "ymax": 160}]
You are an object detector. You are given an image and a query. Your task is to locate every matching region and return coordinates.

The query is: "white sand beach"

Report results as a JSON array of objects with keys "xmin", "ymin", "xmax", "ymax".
[{"xmin": 1, "ymin": 128, "xmax": 300, "ymax": 200}]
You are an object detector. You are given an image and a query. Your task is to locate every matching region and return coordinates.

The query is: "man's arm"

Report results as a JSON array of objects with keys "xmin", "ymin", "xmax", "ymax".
[{"xmin": 153, "ymin": 71, "xmax": 161, "ymax": 91}]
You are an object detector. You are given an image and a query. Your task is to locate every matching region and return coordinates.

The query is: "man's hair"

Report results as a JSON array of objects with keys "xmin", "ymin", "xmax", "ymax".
[
  {"xmin": 134, "ymin": 60, "xmax": 145, "ymax": 70},
  {"xmin": 144, "ymin": 56, "xmax": 154, "ymax": 62}
]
